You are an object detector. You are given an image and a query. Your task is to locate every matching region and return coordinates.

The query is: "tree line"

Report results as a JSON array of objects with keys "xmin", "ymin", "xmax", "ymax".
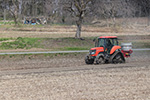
[{"xmin": 0, "ymin": 0, "xmax": 150, "ymax": 38}]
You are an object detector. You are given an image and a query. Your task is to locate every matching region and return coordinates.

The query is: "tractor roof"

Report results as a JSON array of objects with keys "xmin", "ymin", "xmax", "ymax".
[{"xmin": 99, "ymin": 36, "xmax": 117, "ymax": 39}]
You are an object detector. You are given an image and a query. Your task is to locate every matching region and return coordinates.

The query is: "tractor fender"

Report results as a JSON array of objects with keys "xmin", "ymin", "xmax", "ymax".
[
  {"xmin": 110, "ymin": 46, "xmax": 121, "ymax": 54},
  {"xmin": 109, "ymin": 51, "xmax": 125, "ymax": 63},
  {"xmin": 95, "ymin": 53, "xmax": 105, "ymax": 61},
  {"xmin": 96, "ymin": 53, "xmax": 105, "ymax": 58}
]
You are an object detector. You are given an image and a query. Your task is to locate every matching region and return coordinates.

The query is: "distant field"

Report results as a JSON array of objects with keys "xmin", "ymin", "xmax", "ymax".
[
  {"xmin": 0, "ymin": 24, "xmax": 150, "ymax": 38},
  {"xmin": 0, "ymin": 23, "xmax": 150, "ymax": 52}
]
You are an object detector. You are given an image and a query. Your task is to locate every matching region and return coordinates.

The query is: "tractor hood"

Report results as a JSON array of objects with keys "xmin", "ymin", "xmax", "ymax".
[
  {"xmin": 90, "ymin": 47, "xmax": 104, "ymax": 56},
  {"xmin": 90, "ymin": 47, "xmax": 104, "ymax": 51}
]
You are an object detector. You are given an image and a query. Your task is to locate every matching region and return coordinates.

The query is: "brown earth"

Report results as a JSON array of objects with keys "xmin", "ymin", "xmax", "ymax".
[{"xmin": 0, "ymin": 51, "xmax": 150, "ymax": 100}]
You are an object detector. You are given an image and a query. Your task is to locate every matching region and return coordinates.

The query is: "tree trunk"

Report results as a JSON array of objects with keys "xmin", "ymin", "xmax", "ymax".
[
  {"xmin": 113, "ymin": 17, "xmax": 116, "ymax": 27},
  {"xmin": 75, "ymin": 17, "xmax": 82, "ymax": 38},
  {"xmin": 106, "ymin": 18, "xmax": 109, "ymax": 27},
  {"xmin": 13, "ymin": 15, "xmax": 18, "ymax": 25},
  {"xmin": 3, "ymin": 9, "xmax": 6, "ymax": 23},
  {"xmin": 9, "ymin": 10, "xmax": 18, "ymax": 25}
]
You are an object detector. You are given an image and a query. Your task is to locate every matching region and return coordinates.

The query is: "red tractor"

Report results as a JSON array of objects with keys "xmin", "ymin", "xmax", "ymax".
[{"xmin": 85, "ymin": 36, "xmax": 133, "ymax": 64}]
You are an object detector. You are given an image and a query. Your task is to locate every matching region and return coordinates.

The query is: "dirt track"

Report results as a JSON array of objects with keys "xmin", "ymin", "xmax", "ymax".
[{"xmin": 0, "ymin": 51, "xmax": 150, "ymax": 100}]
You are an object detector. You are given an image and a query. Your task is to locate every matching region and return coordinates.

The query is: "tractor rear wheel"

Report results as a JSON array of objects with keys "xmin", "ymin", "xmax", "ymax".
[
  {"xmin": 110, "ymin": 52, "xmax": 125, "ymax": 64},
  {"xmin": 85, "ymin": 54, "xmax": 94, "ymax": 64}
]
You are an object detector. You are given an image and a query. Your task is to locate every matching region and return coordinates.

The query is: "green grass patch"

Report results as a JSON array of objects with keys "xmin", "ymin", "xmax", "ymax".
[
  {"xmin": 0, "ymin": 37, "xmax": 149, "ymax": 51},
  {"xmin": 0, "ymin": 37, "xmax": 94, "ymax": 51},
  {"xmin": 41, "ymin": 37, "xmax": 94, "ymax": 50},
  {"xmin": 0, "ymin": 37, "xmax": 41, "ymax": 50}
]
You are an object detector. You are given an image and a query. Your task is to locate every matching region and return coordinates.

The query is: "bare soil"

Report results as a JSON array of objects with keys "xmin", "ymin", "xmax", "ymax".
[{"xmin": 0, "ymin": 51, "xmax": 150, "ymax": 100}]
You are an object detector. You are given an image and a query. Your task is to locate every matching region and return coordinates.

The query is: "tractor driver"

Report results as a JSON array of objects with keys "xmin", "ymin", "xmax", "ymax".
[{"xmin": 106, "ymin": 39, "xmax": 113, "ymax": 54}]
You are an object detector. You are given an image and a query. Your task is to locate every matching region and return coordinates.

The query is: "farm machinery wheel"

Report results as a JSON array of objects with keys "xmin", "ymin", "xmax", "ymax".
[
  {"xmin": 85, "ymin": 54, "xmax": 94, "ymax": 64},
  {"xmin": 110, "ymin": 51, "xmax": 125, "ymax": 64}
]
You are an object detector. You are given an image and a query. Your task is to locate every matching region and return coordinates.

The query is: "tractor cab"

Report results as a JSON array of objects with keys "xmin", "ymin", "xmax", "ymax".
[{"xmin": 95, "ymin": 36, "xmax": 118, "ymax": 54}]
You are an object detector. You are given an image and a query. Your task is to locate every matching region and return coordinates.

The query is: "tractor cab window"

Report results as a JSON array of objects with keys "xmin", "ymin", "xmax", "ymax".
[
  {"xmin": 106, "ymin": 39, "xmax": 113, "ymax": 48},
  {"xmin": 97, "ymin": 38, "xmax": 105, "ymax": 47},
  {"xmin": 96, "ymin": 38, "xmax": 118, "ymax": 47},
  {"xmin": 112, "ymin": 38, "xmax": 118, "ymax": 45},
  {"xmin": 106, "ymin": 38, "xmax": 118, "ymax": 46}
]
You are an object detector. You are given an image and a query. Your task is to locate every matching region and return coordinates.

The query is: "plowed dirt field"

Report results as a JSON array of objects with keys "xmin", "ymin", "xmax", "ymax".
[{"xmin": 0, "ymin": 51, "xmax": 150, "ymax": 100}]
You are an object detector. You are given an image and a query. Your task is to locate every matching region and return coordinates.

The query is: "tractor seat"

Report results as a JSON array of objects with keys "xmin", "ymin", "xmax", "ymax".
[
  {"xmin": 106, "ymin": 45, "xmax": 114, "ymax": 54},
  {"xmin": 106, "ymin": 40, "xmax": 113, "ymax": 54}
]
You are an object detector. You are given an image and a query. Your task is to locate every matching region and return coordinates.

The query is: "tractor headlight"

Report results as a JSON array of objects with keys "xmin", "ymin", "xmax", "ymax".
[{"xmin": 90, "ymin": 50, "xmax": 96, "ymax": 55}]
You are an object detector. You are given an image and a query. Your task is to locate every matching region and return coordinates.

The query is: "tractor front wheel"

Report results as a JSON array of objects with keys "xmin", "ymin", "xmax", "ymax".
[{"xmin": 85, "ymin": 54, "xmax": 94, "ymax": 64}]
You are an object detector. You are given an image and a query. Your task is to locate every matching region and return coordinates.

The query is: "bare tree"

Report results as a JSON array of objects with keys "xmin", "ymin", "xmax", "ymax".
[
  {"xmin": 91, "ymin": 0, "xmax": 139, "ymax": 27},
  {"xmin": 11, "ymin": 0, "xmax": 21, "ymax": 25},
  {"xmin": 64, "ymin": 0, "xmax": 92, "ymax": 39},
  {"xmin": 45, "ymin": 0, "xmax": 60, "ymax": 23},
  {"xmin": 45, "ymin": 0, "xmax": 67, "ymax": 24},
  {"xmin": 1, "ymin": 0, "xmax": 148, "ymax": 27},
  {"xmin": 135, "ymin": 0, "xmax": 150, "ymax": 26},
  {"xmin": 1, "ymin": 0, "xmax": 22, "ymax": 25}
]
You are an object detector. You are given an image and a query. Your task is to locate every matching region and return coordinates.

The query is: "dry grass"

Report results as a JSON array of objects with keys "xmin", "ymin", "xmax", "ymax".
[
  {"xmin": 0, "ymin": 25, "xmax": 150, "ymax": 38},
  {"xmin": 0, "ymin": 17, "xmax": 150, "ymax": 38}
]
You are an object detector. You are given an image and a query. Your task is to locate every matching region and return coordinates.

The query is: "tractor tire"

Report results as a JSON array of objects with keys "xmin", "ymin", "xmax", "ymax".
[
  {"xmin": 95, "ymin": 54, "xmax": 105, "ymax": 64},
  {"xmin": 85, "ymin": 54, "xmax": 94, "ymax": 64},
  {"xmin": 109, "ymin": 51, "xmax": 125, "ymax": 64}
]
